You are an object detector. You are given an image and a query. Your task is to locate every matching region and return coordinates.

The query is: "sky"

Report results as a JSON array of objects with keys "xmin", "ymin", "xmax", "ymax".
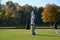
[{"xmin": 1, "ymin": 0, "xmax": 60, "ymax": 7}]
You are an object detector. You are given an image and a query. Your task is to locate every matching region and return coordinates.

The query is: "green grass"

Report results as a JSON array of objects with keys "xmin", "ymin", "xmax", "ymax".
[{"xmin": 0, "ymin": 29, "xmax": 60, "ymax": 40}]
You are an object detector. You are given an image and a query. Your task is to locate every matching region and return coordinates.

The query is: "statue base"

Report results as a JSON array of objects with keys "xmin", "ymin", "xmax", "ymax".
[{"xmin": 30, "ymin": 24, "xmax": 35, "ymax": 35}]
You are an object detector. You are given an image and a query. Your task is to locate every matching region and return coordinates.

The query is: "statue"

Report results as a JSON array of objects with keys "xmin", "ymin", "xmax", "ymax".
[{"xmin": 30, "ymin": 11, "xmax": 35, "ymax": 35}]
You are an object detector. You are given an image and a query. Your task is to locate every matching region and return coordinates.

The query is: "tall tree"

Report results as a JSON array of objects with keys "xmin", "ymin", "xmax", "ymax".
[
  {"xmin": 6, "ymin": 1, "xmax": 20, "ymax": 26},
  {"xmin": 35, "ymin": 7, "xmax": 43, "ymax": 26},
  {"xmin": 41, "ymin": 4, "xmax": 59, "ymax": 29},
  {"xmin": 57, "ymin": 8, "xmax": 60, "ymax": 25},
  {"xmin": 24, "ymin": 4, "xmax": 33, "ymax": 29},
  {"xmin": 0, "ymin": 4, "xmax": 6, "ymax": 26}
]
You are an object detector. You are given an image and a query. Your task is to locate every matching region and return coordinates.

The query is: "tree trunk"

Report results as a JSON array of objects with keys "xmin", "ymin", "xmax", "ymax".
[
  {"xmin": 54, "ymin": 22, "xmax": 58, "ymax": 29},
  {"xmin": 25, "ymin": 17, "xmax": 30, "ymax": 29},
  {"xmin": 26, "ymin": 19, "xmax": 30, "ymax": 29},
  {"xmin": 50, "ymin": 22, "xmax": 52, "ymax": 27},
  {"xmin": 26, "ymin": 23, "xmax": 30, "ymax": 29}
]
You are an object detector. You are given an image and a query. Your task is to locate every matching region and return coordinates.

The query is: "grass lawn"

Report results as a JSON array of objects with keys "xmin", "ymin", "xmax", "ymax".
[{"xmin": 0, "ymin": 29, "xmax": 60, "ymax": 40}]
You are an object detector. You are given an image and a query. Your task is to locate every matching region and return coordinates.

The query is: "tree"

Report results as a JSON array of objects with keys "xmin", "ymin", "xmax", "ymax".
[
  {"xmin": 41, "ymin": 4, "xmax": 58, "ymax": 29},
  {"xmin": 0, "ymin": 4, "xmax": 6, "ymax": 26},
  {"xmin": 57, "ymin": 8, "xmax": 60, "ymax": 25},
  {"xmin": 6, "ymin": 1, "xmax": 15, "ymax": 8},
  {"xmin": 24, "ymin": 4, "xmax": 33, "ymax": 29},
  {"xmin": 0, "ymin": 10, "xmax": 3, "ymax": 25},
  {"xmin": 35, "ymin": 7, "xmax": 43, "ymax": 26},
  {"xmin": 6, "ymin": 1, "xmax": 20, "ymax": 26}
]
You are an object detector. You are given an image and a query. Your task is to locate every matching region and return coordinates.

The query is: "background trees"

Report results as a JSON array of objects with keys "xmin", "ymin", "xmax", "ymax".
[
  {"xmin": 41, "ymin": 4, "xmax": 59, "ymax": 29},
  {"xmin": 35, "ymin": 7, "xmax": 43, "ymax": 26},
  {"xmin": 24, "ymin": 4, "xmax": 33, "ymax": 29},
  {"xmin": 0, "ymin": 1, "xmax": 60, "ymax": 29},
  {"xmin": 0, "ymin": 1, "xmax": 21, "ymax": 26}
]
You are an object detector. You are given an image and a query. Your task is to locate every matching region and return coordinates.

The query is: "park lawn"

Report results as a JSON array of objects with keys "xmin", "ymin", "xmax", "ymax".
[{"xmin": 0, "ymin": 29, "xmax": 60, "ymax": 40}]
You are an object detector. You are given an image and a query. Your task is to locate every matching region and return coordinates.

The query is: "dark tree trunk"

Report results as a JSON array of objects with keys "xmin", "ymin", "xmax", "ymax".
[
  {"xmin": 54, "ymin": 22, "xmax": 58, "ymax": 29},
  {"xmin": 25, "ymin": 19, "xmax": 30, "ymax": 29},
  {"xmin": 25, "ymin": 12, "xmax": 31, "ymax": 29},
  {"xmin": 26, "ymin": 23, "xmax": 30, "ymax": 29}
]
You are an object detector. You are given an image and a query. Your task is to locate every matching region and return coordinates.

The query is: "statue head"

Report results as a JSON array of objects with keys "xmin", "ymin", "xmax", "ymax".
[{"xmin": 31, "ymin": 11, "xmax": 35, "ymax": 17}]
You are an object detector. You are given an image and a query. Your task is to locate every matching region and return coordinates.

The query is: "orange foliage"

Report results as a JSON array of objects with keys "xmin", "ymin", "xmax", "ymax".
[{"xmin": 41, "ymin": 4, "xmax": 58, "ymax": 23}]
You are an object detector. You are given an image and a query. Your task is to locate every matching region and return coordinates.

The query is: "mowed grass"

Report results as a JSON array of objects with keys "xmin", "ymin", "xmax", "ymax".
[{"xmin": 0, "ymin": 29, "xmax": 60, "ymax": 40}]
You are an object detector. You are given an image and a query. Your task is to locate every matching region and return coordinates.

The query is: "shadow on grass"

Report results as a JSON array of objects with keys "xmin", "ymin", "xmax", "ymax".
[{"xmin": 35, "ymin": 34, "xmax": 60, "ymax": 37}]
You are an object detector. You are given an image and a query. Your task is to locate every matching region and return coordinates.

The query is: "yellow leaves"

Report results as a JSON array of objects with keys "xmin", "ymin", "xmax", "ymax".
[
  {"xmin": 11, "ymin": 14, "xmax": 15, "ymax": 18},
  {"xmin": 0, "ymin": 12, "xmax": 3, "ymax": 19},
  {"xmin": 10, "ymin": 13, "xmax": 15, "ymax": 18},
  {"xmin": 41, "ymin": 4, "xmax": 58, "ymax": 23},
  {"xmin": 5, "ymin": 12, "xmax": 9, "ymax": 16},
  {"xmin": 5, "ymin": 10, "xmax": 9, "ymax": 17},
  {"xmin": 0, "ymin": 12, "xmax": 2, "ymax": 16},
  {"xmin": 42, "ymin": 19, "xmax": 47, "ymax": 23}
]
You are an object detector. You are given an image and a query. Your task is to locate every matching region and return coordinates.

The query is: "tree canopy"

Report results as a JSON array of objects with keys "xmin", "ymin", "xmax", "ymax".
[{"xmin": 41, "ymin": 4, "xmax": 59, "ymax": 23}]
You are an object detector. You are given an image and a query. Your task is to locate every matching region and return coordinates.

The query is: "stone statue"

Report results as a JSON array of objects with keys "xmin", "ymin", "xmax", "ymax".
[{"xmin": 30, "ymin": 11, "xmax": 35, "ymax": 35}]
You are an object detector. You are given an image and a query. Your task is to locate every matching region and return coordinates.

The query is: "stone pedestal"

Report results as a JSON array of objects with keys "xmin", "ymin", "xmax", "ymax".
[{"xmin": 30, "ymin": 24, "xmax": 35, "ymax": 35}]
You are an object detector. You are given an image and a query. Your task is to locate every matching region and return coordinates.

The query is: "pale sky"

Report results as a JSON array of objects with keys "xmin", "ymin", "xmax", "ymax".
[{"xmin": 1, "ymin": 0, "xmax": 60, "ymax": 7}]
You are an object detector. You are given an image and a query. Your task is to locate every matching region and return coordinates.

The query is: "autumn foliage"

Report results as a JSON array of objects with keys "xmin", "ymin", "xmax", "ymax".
[{"xmin": 41, "ymin": 4, "xmax": 58, "ymax": 23}]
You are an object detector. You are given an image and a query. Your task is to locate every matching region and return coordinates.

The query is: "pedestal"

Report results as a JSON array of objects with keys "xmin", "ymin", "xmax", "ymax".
[{"xmin": 30, "ymin": 24, "xmax": 35, "ymax": 35}]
